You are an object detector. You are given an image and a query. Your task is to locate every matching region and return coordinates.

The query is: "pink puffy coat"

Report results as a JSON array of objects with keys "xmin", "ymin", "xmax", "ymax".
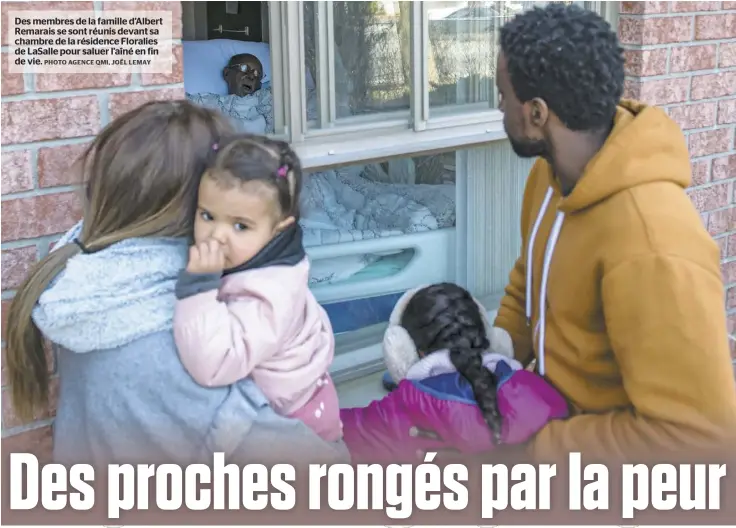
[
  {"xmin": 173, "ymin": 257, "xmax": 341, "ymax": 441},
  {"xmin": 340, "ymin": 358, "xmax": 570, "ymax": 462}
]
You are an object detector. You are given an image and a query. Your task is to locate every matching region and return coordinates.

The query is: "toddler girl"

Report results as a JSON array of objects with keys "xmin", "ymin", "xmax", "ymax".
[
  {"xmin": 340, "ymin": 282, "xmax": 569, "ymax": 462},
  {"xmin": 173, "ymin": 134, "xmax": 341, "ymax": 442}
]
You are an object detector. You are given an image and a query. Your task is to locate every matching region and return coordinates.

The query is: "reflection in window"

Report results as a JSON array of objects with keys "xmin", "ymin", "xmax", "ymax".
[
  {"xmin": 304, "ymin": 1, "xmax": 412, "ymax": 126},
  {"xmin": 300, "ymin": 150, "xmax": 457, "ymax": 288},
  {"xmin": 428, "ymin": 1, "xmax": 604, "ymax": 110},
  {"xmin": 428, "ymin": 1, "xmax": 519, "ymax": 110}
]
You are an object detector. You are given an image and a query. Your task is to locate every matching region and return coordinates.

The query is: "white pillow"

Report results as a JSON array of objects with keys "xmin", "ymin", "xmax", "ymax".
[{"xmin": 182, "ymin": 38, "xmax": 315, "ymax": 95}]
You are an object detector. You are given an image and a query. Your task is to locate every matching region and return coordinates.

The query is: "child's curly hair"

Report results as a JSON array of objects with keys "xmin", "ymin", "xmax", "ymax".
[{"xmin": 205, "ymin": 133, "xmax": 303, "ymax": 221}]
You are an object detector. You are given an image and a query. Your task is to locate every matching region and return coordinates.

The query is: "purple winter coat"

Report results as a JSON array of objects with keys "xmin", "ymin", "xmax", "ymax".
[{"xmin": 340, "ymin": 360, "xmax": 570, "ymax": 462}]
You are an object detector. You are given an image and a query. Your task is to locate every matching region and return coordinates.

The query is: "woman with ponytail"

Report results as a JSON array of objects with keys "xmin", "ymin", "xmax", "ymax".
[
  {"xmin": 340, "ymin": 282, "xmax": 569, "ymax": 462},
  {"xmin": 5, "ymin": 100, "xmax": 348, "ymax": 466}
]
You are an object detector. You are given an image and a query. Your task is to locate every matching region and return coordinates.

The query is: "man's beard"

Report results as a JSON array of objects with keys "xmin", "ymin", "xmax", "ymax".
[{"xmin": 508, "ymin": 135, "xmax": 547, "ymax": 159}]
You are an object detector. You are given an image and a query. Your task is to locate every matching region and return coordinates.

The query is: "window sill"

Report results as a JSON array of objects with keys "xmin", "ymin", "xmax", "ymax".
[
  {"xmin": 336, "ymin": 370, "xmax": 387, "ymax": 409},
  {"xmin": 295, "ymin": 119, "xmax": 508, "ymax": 171}
]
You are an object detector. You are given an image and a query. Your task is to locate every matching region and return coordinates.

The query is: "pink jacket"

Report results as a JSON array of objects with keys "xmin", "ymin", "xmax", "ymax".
[
  {"xmin": 173, "ymin": 258, "xmax": 335, "ymax": 416},
  {"xmin": 340, "ymin": 355, "xmax": 570, "ymax": 463}
]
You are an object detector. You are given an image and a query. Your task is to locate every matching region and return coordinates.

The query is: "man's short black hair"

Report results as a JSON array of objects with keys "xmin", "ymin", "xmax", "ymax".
[{"xmin": 499, "ymin": 3, "xmax": 625, "ymax": 132}]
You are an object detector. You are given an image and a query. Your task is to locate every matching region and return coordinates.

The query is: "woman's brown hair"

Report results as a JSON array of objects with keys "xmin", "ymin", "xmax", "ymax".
[{"xmin": 6, "ymin": 100, "xmax": 234, "ymax": 421}]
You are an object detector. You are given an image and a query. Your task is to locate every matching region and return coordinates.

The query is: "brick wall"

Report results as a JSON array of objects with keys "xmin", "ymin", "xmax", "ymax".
[
  {"xmin": 620, "ymin": 1, "xmax": 736, "ymax": 363},
  {"xmin": 0, "ymin": 1, "xmax": 184, "ymax": 460}
]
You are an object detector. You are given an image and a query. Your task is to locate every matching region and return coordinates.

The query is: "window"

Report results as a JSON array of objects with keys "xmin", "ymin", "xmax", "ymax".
[
  {"xmin": 301, "ymin": 149, "xmax": 460, "ymax": 379},
  {"xmin": 181, "ymin": 1, "xmax": 619, "ymax": 382},
  {"xmin": 269, "ymin": 0, "xmax": 617, "ymax": 147}
]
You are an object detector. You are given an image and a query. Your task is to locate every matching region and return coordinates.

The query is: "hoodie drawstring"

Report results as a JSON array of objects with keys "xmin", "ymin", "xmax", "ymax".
[{"xmin": 524, "ymin": 187, "xmax": 565, "ymax": 377}]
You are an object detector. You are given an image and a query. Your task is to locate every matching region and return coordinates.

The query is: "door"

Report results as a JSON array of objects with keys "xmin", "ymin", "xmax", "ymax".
[{"xmin": 207, "ymin": 1, "xmax": 263, "ymax": 42}]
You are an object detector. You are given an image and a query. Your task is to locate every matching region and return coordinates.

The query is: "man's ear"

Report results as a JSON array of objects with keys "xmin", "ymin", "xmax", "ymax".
[
  {"xmin": 222, "ymin": 67, "xmax": 229, "ymax": 81},
  {"xmin": 528, "ymin": 97, "xmax": 549, "ymax": 127}
]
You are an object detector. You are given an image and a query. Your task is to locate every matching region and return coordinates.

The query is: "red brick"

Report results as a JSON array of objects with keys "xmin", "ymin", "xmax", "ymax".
[
  {"xmin": 713, "ymin": 154, "xmax": 736, "ymax": 181},
  {"xmin": 700, "ymin": 212, "xmax": 709, "ymax": 229},
  {"xmin": 672, "ymin": 1, "xmax": 724, "ymax": 11},
  {"xmin": 2, "ymin": 245, "xmax": 37, "ymax": 291},
  {"xmin": 36, "ymin": 73, "xmax": 131, "ymax": 93},
  {"xmin": 1, "ymin": 150, "xmax": 32, "ymax": 194},
  {"xmin": 620, "ymin": 2, "xmax": 669, "ymax": 14},
  {"xmin": 108, "ymin": 87, "xmax": 185, "ymax": 120},
  {"xmin": 692, "ymin": 159, "xmax": 712, "ymax": 186},
  {"xmin": 669, "ymin": 44, "xmax": 717, "ymax": 72},
  {"xmin": 1, "ymin": 97, "xmax": 99, "ymax": 146},
  {"xmin": 1, "ymin": 376, "xmax": 58, "ymax": 428},
  {"xmin": 668, "ymin": 102, "xmax": 717, "ymax": 130},
  {"xmin": 724, "ymin": 260, "xmax": 736, "ymax": 284},
  {"xmin": 619, "ymin": 16, "xmax": 693, "ymax": 45},
  {"xmin": 1, "ymin": 1, "xmax": 93, "ymax": 46},
  {"xmin": 695, "ymin": 13, "xmax": 736, "ymax": 40},
  {"xmin": 623, "ymin": 78, "xmax": 689, "ymax": 105},
  {"xmin": 1, "ymin": 53, "xmax": 23, "ymax": 96},
  {"xmin": 1, "ymin": 425, "xmax": 53, "ymax": 463},
  {"xmin": 729, "ymin": 286, "xmax": 736, "ymax": 310},
  {"xmin": 708, "ymin": 207, "xmax": 736, "ymax": 236},
  {"xmin": 718, "ymin": 235, "xmax": 728, "ymax": 257},
  {"xmin": 624, "ymin": 48, "xmax": 668, "ymax": 76},
  {"xmin": 721, "ymin": 43, "xmax": 736, "ymax": 67},
  {"xmin": 1, "ymin": 192, "xmax": 82, "ymax": 242},
  {"xmin": 689, "ymin": 181, "xmax": 731, "ymax": 212},
  {"xmin": 141, "ymin": 44, "xmax": 183, "ymax": 86},
  {"xmin": 688, "ymin": 128, "xmax": 733, "ymax": 157},
  {"xmin": 37, "ymin": 142, "xmax": 90, "ymax": 188},
  {"xmin": 719, "ymin": 99, "xmax": 736, "ymax": 125},
  {"xmin": 691, "ymin": 72, "xmax": 736, "ymax": 100},
  {"xmin": 725, "ymin": 1, "xmax": 736, "ymax": 7},
  {"xmin": 101, "ymin": 1, "xmax": 182, "ymax": 39}
]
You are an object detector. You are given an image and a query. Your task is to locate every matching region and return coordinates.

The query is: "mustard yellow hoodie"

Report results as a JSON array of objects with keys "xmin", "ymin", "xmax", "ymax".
[{"xmin": 494, "ymin": 99, "xmax": 736, "ymax": 462}]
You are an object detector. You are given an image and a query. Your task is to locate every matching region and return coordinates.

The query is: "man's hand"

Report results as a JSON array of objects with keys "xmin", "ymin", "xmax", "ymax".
[{"xmin": 187, "ymin": 239, "xmax": 226, "ymax": 274}]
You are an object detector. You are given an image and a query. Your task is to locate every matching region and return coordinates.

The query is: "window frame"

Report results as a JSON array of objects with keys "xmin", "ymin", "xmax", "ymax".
[
  {"xmin": 268, "ymin": 0, "xmax": 618, "ymax": 170},
  {"xmin": 266, "ymin": 0, "xmax": 620, "ymax": 383}
]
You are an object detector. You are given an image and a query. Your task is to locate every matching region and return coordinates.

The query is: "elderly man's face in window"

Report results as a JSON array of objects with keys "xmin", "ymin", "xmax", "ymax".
[{"xmin": 223, "ymin": 54, "xmax": 263, "ymax": 97}]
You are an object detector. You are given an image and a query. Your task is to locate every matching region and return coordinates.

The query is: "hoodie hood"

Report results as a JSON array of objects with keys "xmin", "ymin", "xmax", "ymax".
[
  {"xmin": 32, "ymin": 221, "xmax": 189, "ymax": 353},
  {"xmin": 519, "ymin": 100, "xmax": 694, "ymax": 377},
  {"xmin": 556, "ymin": 99, "xmax": 692, "ymax": 214}
]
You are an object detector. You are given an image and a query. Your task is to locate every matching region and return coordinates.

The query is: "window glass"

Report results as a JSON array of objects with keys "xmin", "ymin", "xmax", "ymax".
[
  {"xmin": 300, "ymin": 149, "xmax": 458, "ymax": 340},
  {"xmin": 428, "ymin": 1, "xmax": 512, "ymax": 111},
  {"xmin": 427, "ymin": 1, "xmax": 606, "ymax": 114},
  {"xmin": 179, "ymin": 2, "xmax": 287, "ymax": 136},
  {"xmin": 304, "ymin": 1, "xmax": 412, "ymax": 128}
]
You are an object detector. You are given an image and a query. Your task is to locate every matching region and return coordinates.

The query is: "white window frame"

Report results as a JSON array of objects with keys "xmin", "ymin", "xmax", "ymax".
[{"xmin": 266, "ymin": 1, "xmax": 620, "ymax": 383}]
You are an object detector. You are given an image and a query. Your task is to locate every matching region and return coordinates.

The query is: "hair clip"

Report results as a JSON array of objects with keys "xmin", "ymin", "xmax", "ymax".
[
  {"xmin": 212, "ymin": 143, "xmax": 219, "ymax": 151},
  {"xmin": 277, "ymin": 165, "xmax": 288, "ymax": 178}
]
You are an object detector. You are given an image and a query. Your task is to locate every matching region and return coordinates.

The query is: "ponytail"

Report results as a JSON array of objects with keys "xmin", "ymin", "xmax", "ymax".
[
  {"xmin": 6, "ymin": 244, "xmax": 79, "ymax": 421},
  {"xmin": 6, "ymin": 99, "xmax": 237, "ymax": 422}
]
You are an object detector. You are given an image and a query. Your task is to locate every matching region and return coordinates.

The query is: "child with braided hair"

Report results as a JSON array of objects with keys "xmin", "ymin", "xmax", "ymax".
[
  {"xmin": 340, "ymin": 282, "xmax": 569, "ymax": 462},
  {"xmin": 173, "ymin": 133, "xmax": 341, "ymax": 443}
]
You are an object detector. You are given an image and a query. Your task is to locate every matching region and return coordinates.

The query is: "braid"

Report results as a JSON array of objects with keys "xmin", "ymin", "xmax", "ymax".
[{"xmin": 401, "ymin": 283, "xmax": 503, "ymax": 443}]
